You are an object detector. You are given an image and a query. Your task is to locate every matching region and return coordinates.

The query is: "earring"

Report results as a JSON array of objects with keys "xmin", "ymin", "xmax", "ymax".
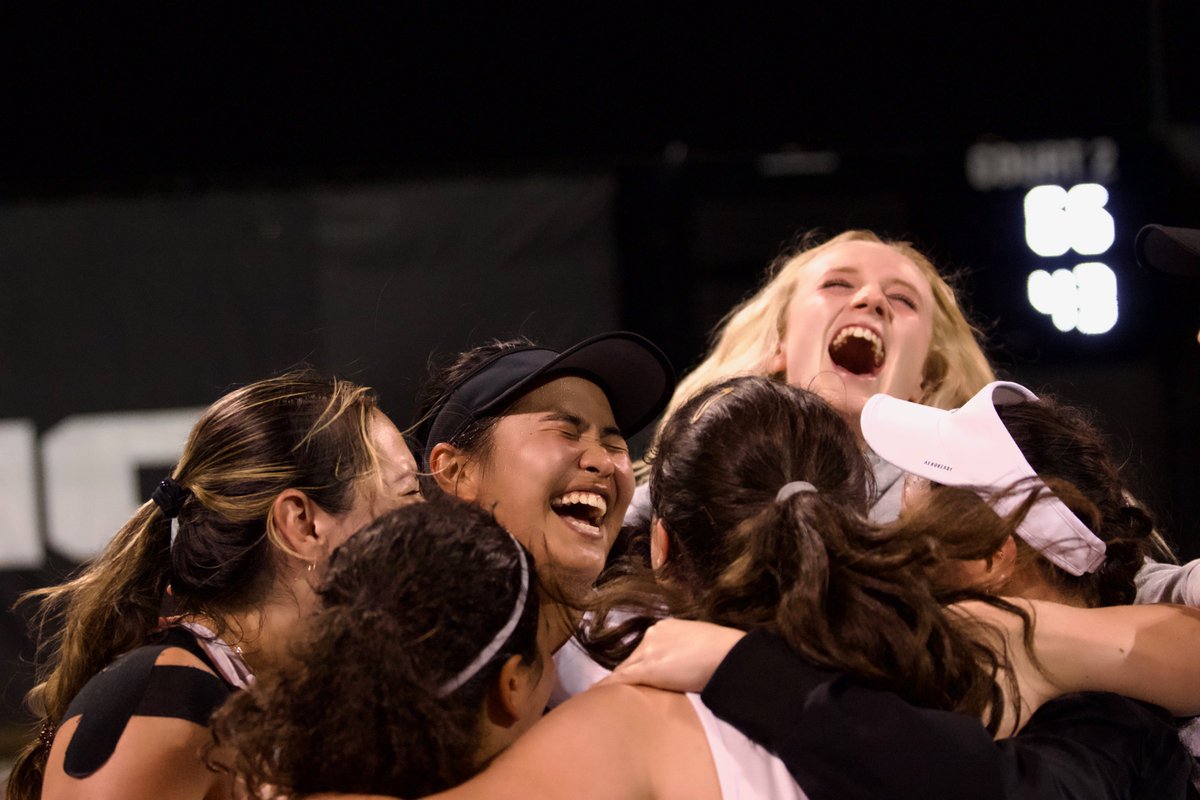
[{"xmin": 307, "ymin": 561, "xmax": 316, "ymax": 574}]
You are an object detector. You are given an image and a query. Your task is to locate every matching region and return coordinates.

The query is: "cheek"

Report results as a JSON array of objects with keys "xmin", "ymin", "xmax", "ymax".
[
  {"xmin": 614, "ymin": 455, "xmax": 635, "ymax": 493},
  {"xmin": 780, "ymin": 303, "xmax": 831, "ymax": 382},
  {"xmin": 891, "ymin": 326, "xmax": 935, "ymax": 395},
  {"xmin": 479, "ymin": 448, "xmax": 561, "ymax": 519}
]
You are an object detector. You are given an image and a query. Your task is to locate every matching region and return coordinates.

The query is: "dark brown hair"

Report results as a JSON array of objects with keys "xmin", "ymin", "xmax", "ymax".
[
  {"xmin": 209, "ymin": 498, "xmax": 542, "ymax": 797},
  {"xmin": 918, "ymin": 398, "xmax": 1161, "ymax": 608},
  {"xmin": 7, "ymin": 369, "xmax": 379, "ymax": 800},
  {"xmin": 413, "ymin": 337, "xmax": 537, "ymax": 495},
  {"xmin": 586, "ymin": 376, "xmax": 1017, "ymax": 732}
]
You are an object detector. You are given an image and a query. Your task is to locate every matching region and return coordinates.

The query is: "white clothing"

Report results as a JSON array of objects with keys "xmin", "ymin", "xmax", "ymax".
[
  {"xmin": 550, "ymin": 637, "xmax": 612, "ymax": 707},
  {"xmin": 865, "ymin": 451, "xmax": 904, "ymax": 523},
  {"xmin": 686, "ymin": 693, "xmax": 809, "ymax": 800},
  {"xmin": 1134, "ymin": 556, "xmax": 1200, "ymax": 606}
]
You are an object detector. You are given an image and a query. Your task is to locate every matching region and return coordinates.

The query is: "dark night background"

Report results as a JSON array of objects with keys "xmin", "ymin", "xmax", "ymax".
[{"xmin": 2, "ymin": 2, "xmax": 1199, "ymax": 759}]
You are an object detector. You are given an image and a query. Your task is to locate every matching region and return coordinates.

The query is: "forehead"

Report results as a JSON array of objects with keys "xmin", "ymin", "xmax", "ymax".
[
  {"xmin": 800, "ymin": 241, "xmax": 932, "ymax": 294},
  {"xmin": 369, "ymin": 411, "xmax": 416, "ymax": 468},
  {"xmin": 509, "ymin": 375, "xmax": 618, "ymax": 422}
]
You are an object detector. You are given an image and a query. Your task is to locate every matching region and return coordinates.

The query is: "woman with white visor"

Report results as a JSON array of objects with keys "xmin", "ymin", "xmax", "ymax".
[{"xmin": 862, "ymin": 380, "xmax": 1120, "ymax": 603}]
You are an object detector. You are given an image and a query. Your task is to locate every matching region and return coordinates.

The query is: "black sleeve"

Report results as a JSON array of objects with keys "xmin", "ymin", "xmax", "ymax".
[{"xmin": 701, "ymin": 629, "xmax": 1189, "ymax": 800}]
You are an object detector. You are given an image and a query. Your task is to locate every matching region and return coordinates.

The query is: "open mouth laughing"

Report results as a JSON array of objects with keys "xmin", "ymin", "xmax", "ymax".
[
  {"xmin": 828, "ymin": 325, "xmax": 885, "ymax": 377},
  {"xmin": 550, "ymin": 490, "xmax": 609, "ymax": 539}
]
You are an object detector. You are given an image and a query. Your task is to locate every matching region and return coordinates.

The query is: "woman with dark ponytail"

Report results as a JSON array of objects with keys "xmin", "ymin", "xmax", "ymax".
[
  {"xmin": 7, "ymin": 369, "xmax": 419, "ymax": 800},
  {"xmin": 606, "ymin": 380, "xmax": 1200, "ymax": 798}
]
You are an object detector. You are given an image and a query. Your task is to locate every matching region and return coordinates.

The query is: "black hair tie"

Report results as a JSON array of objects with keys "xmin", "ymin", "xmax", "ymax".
[{"xmin": 151, "ymin": 478, "xmax": 190, "ymax": 519}]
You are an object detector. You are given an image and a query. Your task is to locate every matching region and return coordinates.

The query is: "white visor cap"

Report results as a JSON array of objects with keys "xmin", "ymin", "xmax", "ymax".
[{"xmin": 860, "ymin": 381, "xmax": 1106, "ymax": 576}]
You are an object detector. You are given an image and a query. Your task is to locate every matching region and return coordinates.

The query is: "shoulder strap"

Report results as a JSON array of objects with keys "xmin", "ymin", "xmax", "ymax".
[
  {"xmin": 154, "ymin": 626, "xmax": 225, "ymax": 678},
  {"xmin": 61, "ymin": 636, "xmax": 233, "ymax": 779},
  {"xmin": 136, "ymin": 665, "xmax": 231, "ymax": 724}
]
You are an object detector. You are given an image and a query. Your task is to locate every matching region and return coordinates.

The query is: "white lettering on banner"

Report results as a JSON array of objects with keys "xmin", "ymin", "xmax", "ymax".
[
  {"xmin": 42, "ymin": 408, "xmax": 203, "ymax": 561},
  {"xmin": 0, "ymin": 420, "xmax": 41, "ymax": 568},
  {"xmin": 0, "ymin": 408, "xmax": 204, "ymax": 567}
]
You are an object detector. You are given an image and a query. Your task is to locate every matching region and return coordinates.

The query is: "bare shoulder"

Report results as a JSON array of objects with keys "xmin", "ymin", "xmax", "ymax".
[
  {"xmin": 434, "ymin": 685, "xmax": 719, "ymax": 800},
  {"xmin": 154, "ymin": 644, "xmax": 219, "ymax": 673},
  {"xmin": 39, "ymin": 643, "xmax": 231, "ymax": 800},
  {"xmin": 42, "ymin": 714, "xmax": 229, "ymax": 800}
]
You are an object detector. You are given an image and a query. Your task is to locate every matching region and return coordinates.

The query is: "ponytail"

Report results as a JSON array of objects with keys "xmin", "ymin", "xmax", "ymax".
[
  {"xmin": 739, "ymin": 492, "xmax": 1014, "ymax": 731},
  {"xmin": 583, "ymin": 375, "xmax": 1018, "ymax": 735},
  {"xmin": 7, "ymin": 503, "xmax": 172, "ymax": 800}
]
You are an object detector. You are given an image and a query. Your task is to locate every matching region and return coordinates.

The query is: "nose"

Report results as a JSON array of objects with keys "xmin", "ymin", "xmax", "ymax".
[
  {"xmin": 578, "ymin": 436, "xmax": 617, "ymax": 476},
  {"xmin": 852, "ymin": 282, "xmax": 891, "ymax": 320}
]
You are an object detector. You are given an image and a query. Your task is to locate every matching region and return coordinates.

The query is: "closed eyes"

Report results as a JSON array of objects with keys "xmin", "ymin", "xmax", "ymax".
[{"xmin": 820, "ymin": 279, "xmax": 919, "ymax": 311}]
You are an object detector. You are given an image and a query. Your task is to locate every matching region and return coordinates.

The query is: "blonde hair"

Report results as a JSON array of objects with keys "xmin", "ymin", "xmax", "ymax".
[
  {"xmin": 7, "ymin": 369, "xmax": 379, "ymax": 800},
  {"xmin": 661, "ymin": 230, "xmax": 994, "ymax": 436}
]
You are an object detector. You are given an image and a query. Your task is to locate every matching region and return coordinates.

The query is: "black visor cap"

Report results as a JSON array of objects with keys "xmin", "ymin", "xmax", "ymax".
[{"xmin": 417, "ymin": 332, "xmax": 675, "ymax": 471}]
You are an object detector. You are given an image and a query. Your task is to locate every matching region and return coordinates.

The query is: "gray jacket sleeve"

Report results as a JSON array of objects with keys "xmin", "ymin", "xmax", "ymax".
[{"xmin": 1134, "ymin": 557, "xmax": 1200, "ymax": 606}]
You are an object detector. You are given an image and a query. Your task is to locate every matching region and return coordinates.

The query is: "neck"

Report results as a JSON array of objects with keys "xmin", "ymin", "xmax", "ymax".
[
  {"xmin": 192, "ymin": 574, "xmax": 311, "ymax": 674},
  {"xmin": 1001, "ymin": 570, "xmax": 1088, "ymax": 608}
]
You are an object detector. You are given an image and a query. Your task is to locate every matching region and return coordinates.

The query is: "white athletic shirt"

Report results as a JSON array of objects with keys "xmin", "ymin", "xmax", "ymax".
[
  {"xmin": 686, "ymin": 693, "xmax": 810, "ymax": 800},
  {"xmin": 550, "ymin": 636, "xmax": 611, "ymax": 707}
]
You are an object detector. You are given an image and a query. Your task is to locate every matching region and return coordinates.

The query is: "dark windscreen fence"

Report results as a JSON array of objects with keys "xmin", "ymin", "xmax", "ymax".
[
  {"xmin": 0, "ymin": 175, "xmax": 621, "ymax": 730},
  {"xmin": 3, "ymin": 155, "xmax": 1198, "ymax": 745}
]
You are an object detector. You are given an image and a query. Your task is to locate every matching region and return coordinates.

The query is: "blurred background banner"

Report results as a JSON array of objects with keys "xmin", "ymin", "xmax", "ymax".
[{"xmin": 2, "ymin": 2, "xmax": 1198, "ymax": 742}]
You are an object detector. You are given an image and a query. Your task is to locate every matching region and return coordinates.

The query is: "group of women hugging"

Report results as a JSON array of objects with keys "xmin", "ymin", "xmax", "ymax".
[{"xmin": 9, "ymin": 230, "xmax": 1200, "ymax": 800}]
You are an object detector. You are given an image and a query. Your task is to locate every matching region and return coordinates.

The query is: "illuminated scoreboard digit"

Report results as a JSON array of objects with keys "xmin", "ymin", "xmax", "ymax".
[
  {"xmin": 1023, "ymin": 183, "xmax": 1118, "ymax": 334},
  {"xmin": 966, "ymin": 138, "xmax": 1121, "ymax": 336}
]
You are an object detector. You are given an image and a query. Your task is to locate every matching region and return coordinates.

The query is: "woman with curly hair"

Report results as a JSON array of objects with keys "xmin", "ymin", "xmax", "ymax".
[
  {"xmin": 8, "ymin": 370, "xmax": 419, "ymax": 800},
  {"xmin": 210, "ymin": 498, "xmax": 554, "ymax": 798}
]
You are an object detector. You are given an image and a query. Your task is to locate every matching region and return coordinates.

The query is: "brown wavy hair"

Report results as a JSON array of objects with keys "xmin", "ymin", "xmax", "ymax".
[
  {"xmin": 911, "ymin": 397, "xmax": 1166, "ymax": 608},
  {"xmin": 7, "ymin": 369, "xmax": 380, "ymax": 800},
  {"xmin": 209, "ymin": 498, "xmax": 542, "ymax": 797},
  {"xmin": 587, "ymin": 376, "xmax": 1020, "ymax": 733}
]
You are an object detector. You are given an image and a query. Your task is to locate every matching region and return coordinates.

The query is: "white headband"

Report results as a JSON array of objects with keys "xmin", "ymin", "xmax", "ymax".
[
  {"xmin": 437, "ymin": 536, "xmax": 531, "ymax": 697},
  {"xmin": 776, "ymin": 481, "xmax": 818, "ymax": 502}
]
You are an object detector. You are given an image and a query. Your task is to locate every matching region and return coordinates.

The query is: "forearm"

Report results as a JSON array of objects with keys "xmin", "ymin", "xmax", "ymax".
[{"xmin": 1028, "ymin": 601, "xmax": 1200, "ymax": 715}]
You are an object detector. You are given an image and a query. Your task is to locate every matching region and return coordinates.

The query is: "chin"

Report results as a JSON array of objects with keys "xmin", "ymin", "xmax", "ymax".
[
  {"xmin": 542, "ymin": 553, "xmax": 606, "ymax": 595},
  {"xmin": 826, "ymin": 389, "xmax": 871, "ymax": 422}
]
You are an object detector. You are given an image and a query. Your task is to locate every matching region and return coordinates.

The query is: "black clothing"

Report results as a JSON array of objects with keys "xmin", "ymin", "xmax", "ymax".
[
  {"xmin": 61, "ymin": 628, "xmax": 233, "ymax": 778},
  {"xmin": 701, "ymin": 629, "xmax": 1189, "ymax": 800}
]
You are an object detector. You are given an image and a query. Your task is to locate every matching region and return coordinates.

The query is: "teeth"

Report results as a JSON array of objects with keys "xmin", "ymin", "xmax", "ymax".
[
  {"xmin": 831, "ymin": 326, "xmax": 885, "ymax": 366},
  {"xmin": 551, "ymin": 491, "xmax": 608, "ymax": 520}
]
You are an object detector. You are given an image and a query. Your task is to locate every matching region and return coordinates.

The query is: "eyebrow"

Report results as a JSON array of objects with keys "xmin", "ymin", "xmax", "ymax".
[
  {"xmin": 825, "ymin": 266, "xmax": 923, "ymax": 300},
  {"xmin": 540, "ymin": 409, "xmax": 625, "ymax": 440}
]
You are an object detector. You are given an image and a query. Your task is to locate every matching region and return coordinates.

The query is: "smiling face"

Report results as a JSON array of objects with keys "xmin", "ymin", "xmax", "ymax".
[
  {"xmin": 768, "ymin": 240, "xmax": 936, "ymax": 425},
  {"xmin": 453, "ymin": 376, "xmax": 635, "ymax": 594}
]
